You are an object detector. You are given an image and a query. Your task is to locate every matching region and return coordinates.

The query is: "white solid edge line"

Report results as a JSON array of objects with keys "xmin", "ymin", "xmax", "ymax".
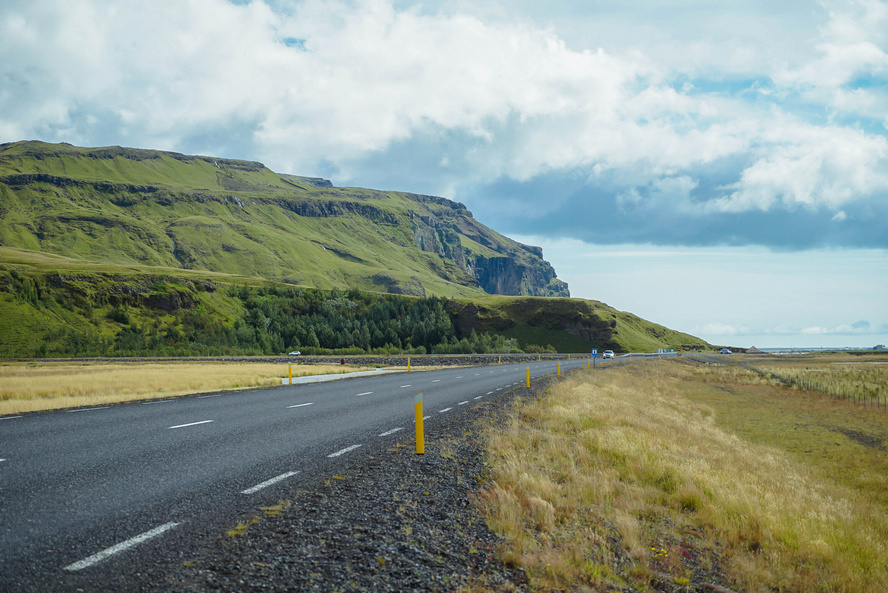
[
  {"xmin": 328, "ymin": 444, "xmax": 362, "ymax": 457},
  {"xmin": 167, "ymin": 420, "xmax": 213, "ymax": 430},
  {"xmin": 378, "ymin": 427, "xmax": 404, "ymax": 437},
  {"xmin": 142, "ymin": 400, "xmax": 172, "ymax": 405},
  {"xmin": 64, "ymin": 522, "xmax": 181, "ymax": 571},
  {"xmin": 197, "ymin": 394, "xmax": 222, "ymax": 399},
  {"xmin": 287, "ymin": 402, "xmax": 314, "ymax": 408},
  {"xmin": 0, "ymin": 415, "xmax": 22, "ymax": 420},
  {"xmin": 241, "ymin": 471, "xmax": 300, "ymax": 495},
  {"xmin": 67, "ymin": 407, "xmax": 110, "ymax": 413}
]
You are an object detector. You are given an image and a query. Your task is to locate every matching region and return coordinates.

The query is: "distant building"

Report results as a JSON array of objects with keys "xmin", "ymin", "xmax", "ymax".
[{"xmin": 747, "ymin": 346, "xmax": 764, "ymax": 354}]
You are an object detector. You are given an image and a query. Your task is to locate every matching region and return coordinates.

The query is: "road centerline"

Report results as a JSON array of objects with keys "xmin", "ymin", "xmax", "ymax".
[{"xmin": 287, "ymin": 403, "xmax": 314, "ymax": 408}]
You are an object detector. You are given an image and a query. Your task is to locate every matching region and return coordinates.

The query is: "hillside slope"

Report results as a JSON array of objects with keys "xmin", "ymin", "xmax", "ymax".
[
  {"xmin": 0, "ymin": 247, "xmax": 709, "ymax": 357},
  {"xmin": 0, "ymin": 141, "xmax": 568, "ymax": 299}
]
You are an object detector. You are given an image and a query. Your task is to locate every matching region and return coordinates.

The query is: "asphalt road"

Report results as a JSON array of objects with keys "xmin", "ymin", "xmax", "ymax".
[{"xmin": 0, "ymin": 358, "xmax": 595, "ymax": 591}]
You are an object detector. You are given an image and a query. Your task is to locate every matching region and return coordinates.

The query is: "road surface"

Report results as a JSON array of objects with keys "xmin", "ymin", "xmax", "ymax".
[{"xmin": 0, "ymin": 358, "xmax": 594, "ymax": 590}]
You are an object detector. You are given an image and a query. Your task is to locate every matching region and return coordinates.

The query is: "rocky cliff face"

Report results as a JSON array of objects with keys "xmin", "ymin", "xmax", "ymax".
[{"xmin": 408, "ymin": 200, "xmax": 569, "ymax": 298}]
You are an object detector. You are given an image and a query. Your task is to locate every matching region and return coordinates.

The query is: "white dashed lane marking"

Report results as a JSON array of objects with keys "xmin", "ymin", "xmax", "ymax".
[
  {"xmin": 241, "ymin": 471, "xmax": 300, "ymax": 495},
  {"xmin": 67, "ymin": 407, "xmax": 109, "ymax": 413},
  {"xmin": 474, "ymin": 396, "xmax": 482, "ymax": 400},
  {"xmin": 64, "ymin": 522, "xmax": 181, "ymax": 571},
  {"xmin": 458, "ymin": 401, "xmax": 469, "ymax": 406},
  {"xmin": 439, "ymin": 408, "xmax": 452, "ymax": 413},
  {"xmin": 400, "ymin": 385, "xmax": 412, "ymax": 388},
  {"xmin": 167, "ymin": 420, "xmax": 213, "ymax": 430},
  {"xmin": 357, "ymin": 392, "xmax": 373, "ymax": 397},
  {"xmin": 328, "ymin": 444, "xmax": 362, "ymax": 457},
  {"xmin": 378, "ymin": 427, "xmax": 404, "ymax": 437}
]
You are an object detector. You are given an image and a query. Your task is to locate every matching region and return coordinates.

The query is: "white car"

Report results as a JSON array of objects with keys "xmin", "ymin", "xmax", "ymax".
[
  {"xmin": 603, "ymin": 350, "xmax": 615, "ymax": 359},
  {"xmin": 288, "ymin": 351, "xmax": 302, "ymax": 356}
]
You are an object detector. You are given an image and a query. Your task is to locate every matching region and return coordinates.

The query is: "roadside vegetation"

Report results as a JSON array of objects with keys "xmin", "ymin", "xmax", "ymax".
[
  {"xmin": 0, "ymin": 360, "xmax": 378, "ymax": 415},
  {"xmin": 480, "ymin": 357, "xmax": 888, "ymax": 592},
  {"xmin": 745, "ymin": 354, "xmax": 888, "ymax": 410}
]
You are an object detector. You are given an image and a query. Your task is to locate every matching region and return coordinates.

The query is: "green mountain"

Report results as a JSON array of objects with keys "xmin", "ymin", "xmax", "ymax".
[
  {"xmin": 0, "ymin": 141, "xmax": 568, "ymax": 298},
  {"xmin": 0, "ymin": 140, "xmax": 712, "ymax": 356}
]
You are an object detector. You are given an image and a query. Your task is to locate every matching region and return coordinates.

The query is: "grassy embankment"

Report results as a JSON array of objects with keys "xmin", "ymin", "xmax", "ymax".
[
  {"xmin": 0, "ymin": 361, "xmax": 380, "ymax": 416},
  {"xmin": 481, "ymin": 355, "xmax": 888, "ymax": 592}
]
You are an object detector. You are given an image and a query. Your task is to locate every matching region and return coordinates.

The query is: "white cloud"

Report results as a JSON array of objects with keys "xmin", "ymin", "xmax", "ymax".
[
  {"xmin": 1, "ymin": 0, "xmax": 887, "ymax": 244},
  {"xmin": 712, "ymin": 120, "xmax": 888, "ymax": 213},
  {"xmin": 694, "ymin": 322, "xmax": 752, "ymax": 337}
]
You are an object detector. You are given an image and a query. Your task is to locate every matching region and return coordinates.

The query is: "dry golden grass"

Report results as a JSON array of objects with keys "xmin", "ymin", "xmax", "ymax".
[
  {"xmin": 480, "ymin": 359, "xmax": 888, "ymax": 592},
  {"xmin": 0, "ymin": 361, "xmax": 380, "ymax": 415},
  {"xmin": 748, "ymin": 354, "xmax": 888, "ymax": 408}
]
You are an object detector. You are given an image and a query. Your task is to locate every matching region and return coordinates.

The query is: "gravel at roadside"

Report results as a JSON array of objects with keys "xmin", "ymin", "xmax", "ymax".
[{"xmin": 154, "ymin": 384, "xmax": 545, "ymax": 593}]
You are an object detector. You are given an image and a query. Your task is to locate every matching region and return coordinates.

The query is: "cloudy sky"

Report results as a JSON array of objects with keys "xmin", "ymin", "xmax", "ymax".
[{"xmin": 2, "ymin": 0, "xmax": 887, "ymax": 348}]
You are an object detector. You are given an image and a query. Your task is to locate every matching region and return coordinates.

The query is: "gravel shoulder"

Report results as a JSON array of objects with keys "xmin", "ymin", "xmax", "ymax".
[{"xmin": 153, "ymin": 382, "xmax": 547, "ymax": 593}]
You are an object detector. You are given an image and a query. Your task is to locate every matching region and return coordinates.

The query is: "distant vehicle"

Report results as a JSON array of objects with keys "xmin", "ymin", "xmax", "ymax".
[
  {"xmin": 719, "ymin": 348, "xmax": 732, "ymax": 354},
  {"xmin": 603, "ymin": 350, "xmax": 615, "ymax": 359},
  {"xmin": 288, "ymin": 351, "xmax": 302, "ymax": 356}
]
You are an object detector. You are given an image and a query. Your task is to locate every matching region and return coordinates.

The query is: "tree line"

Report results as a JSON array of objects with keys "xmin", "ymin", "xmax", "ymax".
[{"xmin": 5, "ymin": 273, "xmax": 556, "ymax": 357}]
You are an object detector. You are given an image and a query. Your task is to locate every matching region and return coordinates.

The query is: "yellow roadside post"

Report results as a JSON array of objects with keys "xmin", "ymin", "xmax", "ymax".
[
  {"xmin": 569, "ymin": 354, "xmax": 571, "ymax": 360},
  {"xmin": 538, "ymin": 354, "xmax": 541, "ymax": 361},
  {"xmin": 558, "ymin": 363, "xmax": 561, "ymax": 375},
  {"xmin": 414, "ymin": 393, "xmax": 424, "ymax": 455},
  {"xmin": 408, "ymin": 357, "xmax": 411, "ymax": 371},
  {"xmin": 498, "ymin": 356, "xmax": 501, "ymax": 365},
  {"xmin": 587, "ymin": 358, "xmax": 590, "ymax": 367},
  {"xmin": 526, "ymin": 368, "xmax": 530, "ymax": 388},
  {"xmin": 288, "ymin": 363, "xmax": 293, "ymax": 385}
]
